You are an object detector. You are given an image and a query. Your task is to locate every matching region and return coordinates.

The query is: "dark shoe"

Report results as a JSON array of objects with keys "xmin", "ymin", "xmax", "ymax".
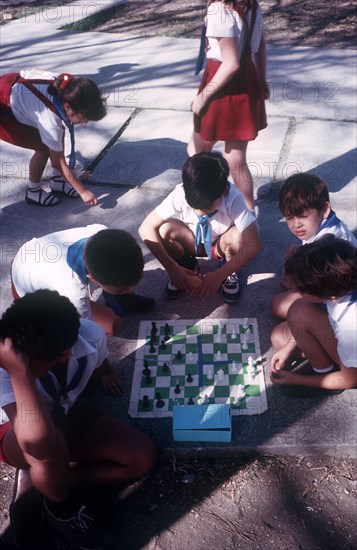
[
  {"xmin": 25, "ymin": 187, "xmax": 60, "ymax": 206},
  {"xmin": 281, "ymin": 362, "xmax": 344, "ymax": 398},
  {"xmin": 164, "ymin": 280, "xmax": 184, "ymax": 300},
  {"xmin": 111, "ymin": 292, "xmax": 155, "ymax": 314},
  {"xmin": 50, "ymin": 176, "xmax": 80, "ymax": 198},
  {"xmin": 44, "ymin": 501, "xmax": 109, "ymax": 550},
  {"xmin": 221, "ymin": 272, "xmax": 241, "ymax": 303},
  {"xmin": 10, "ymin": 469, "xmax": 44, "ymax": 547}
]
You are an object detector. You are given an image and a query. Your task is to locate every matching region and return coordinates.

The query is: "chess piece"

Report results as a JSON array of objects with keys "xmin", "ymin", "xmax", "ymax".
[
  {"xmin": 143, "ymin": 364, "xmax": 151, "ymax": 377},
  {"xmin": 188, "ymin": 352, "xmax": 194, "ymax": 362},
  {"xmin": 243, "ymin": 317, "xmax": 249, "ymax": 329},
  {"xmin": 142, "ymin": 395, "xmax": 150, "ymax": 409},
  {"xmin": 175, "ymin": 351, "xmax": 183, "ymax": 361},
  {"xmin": 241, "ymin": 334, "xmax": 248, "ymax": 350},
  {"xmin": 186, "ymin": 373, "xmax": 193, "ymax": 383},
  {"xmin": 149, "ymin": 341, "xmax": 156, "ymax": 353},
  {"xmin": 229, "ymin": 360, "xmax": 238, "ymax": 374},
  {"xmin": 160, "ymin": 339, "xmax": 166, "ymax": 350},
  {"xmin": 188, "ymin": 397, "xmax": 194, "ymax": 405},
  {"xmin": 155, "ymin": 392, "xmax": 165, "ymax": 408},
  {"xmin": 207, "ymin": 368, "xmax": 214, "ymax": 380},
  {"xmin": 162, "ymin": 362, "xmax": 170, "ymax": 373},
  {"xmin": 174, "ymin": 382, "xmax": 181, "ymax": 394},
  {"xmin": 217, "ymin": 368, "xmax": 224, "ymax": 381},
  {"xmin": 215, "ymin": 350, "xmax": 222, "ymax": 361},
  {"xmin": 144, "ymin": 374, "xmax": 152, "ymax": 385}
]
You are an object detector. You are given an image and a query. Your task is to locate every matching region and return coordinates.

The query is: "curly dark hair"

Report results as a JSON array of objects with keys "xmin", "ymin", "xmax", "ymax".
[
  {"xmin": 284, "ymin": 235, "xmax": 357, "ymax": 299},
  {"xmin": 0, "ymin": 290, "xmax": 80, "ymax": 361},
  {"xmin": 84, "ymin": 229, "xmax": 144, "ymax": 286}
]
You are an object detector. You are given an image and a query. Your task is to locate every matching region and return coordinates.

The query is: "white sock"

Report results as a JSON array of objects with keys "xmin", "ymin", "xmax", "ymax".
[
  {"xmin": 312, "ymin": 364, "xmax": 334, "ymax": 374},
  {"xmin": 27, "ymin": 181, "xmax": 41, "ymax": 190}
]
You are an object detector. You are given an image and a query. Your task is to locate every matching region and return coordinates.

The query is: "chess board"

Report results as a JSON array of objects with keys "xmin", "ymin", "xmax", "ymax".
[{"xmin": 129, "ymin": 319, "xmax": 268, "ymax": 418}]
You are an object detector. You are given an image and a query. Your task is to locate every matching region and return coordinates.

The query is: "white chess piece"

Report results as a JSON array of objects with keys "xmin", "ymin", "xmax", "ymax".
[
  {"xmin": 229, "ymin": 360, "xmax": 238, "ymax": 374},
  {"xmin": 241, "ymin": 334, "xmax": 248, "ymax": 350},
  {"xmin": 188, "ymin": 351, "xmax": 194, "ymax": 362},
  {"xmin": 236, "ymin": 384, "xmax": 245, "ymax": 399},
  {"xmin": 207, "ymin": 368, "xmax": 214, "ymax": 380},
  {"xmin": 231, "ymin": 328, "xmax": 237, "ymax": 339},
  {"xmin": 217, "ymin": 368, "xmax": 224, "ymax": 381},
  {"xmin": 243, "ymin": 317, "xmax": 249, "ymax": 329},
  {"xmin": 215, "ymin": 350, "xmax": 222, "ymax": 361}
]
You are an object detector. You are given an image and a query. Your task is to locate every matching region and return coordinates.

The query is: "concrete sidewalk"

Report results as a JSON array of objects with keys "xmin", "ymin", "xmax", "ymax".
[{"xmin": 0, "ymin": 1, "xmax": 356, "ymax": 459}]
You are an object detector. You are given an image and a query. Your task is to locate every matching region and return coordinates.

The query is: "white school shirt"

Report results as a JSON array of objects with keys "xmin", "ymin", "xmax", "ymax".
[
  {"xmin": 11, "ymin": 224, "xmax": 106, "ymax": 319},
  {"xmin": 0, "ymin": 319, "xmax": 108, "ymax": 425},
  {"xmin": 155, "ymin": 183, "xmax": 255, "ymax": 242},
  {"xmin": 10, "ymin": 69, "xmax": 64, "ymax": 152},
  {"xmin": 326, "ymin": 294, "xmax": 357, "ymax": 368},
  {"xmin": 303, "ymin": 211, "xmax": 357, "ymax": 246},
  {"xmin": 205, "ymin": 1, "xmax": 264, "ymax": 61}
]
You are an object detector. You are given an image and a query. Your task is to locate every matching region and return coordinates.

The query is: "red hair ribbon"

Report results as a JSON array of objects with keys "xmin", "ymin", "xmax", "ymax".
[{"xmin": 57, "ymin": 73, "xmax": 76, "ymax": 90}]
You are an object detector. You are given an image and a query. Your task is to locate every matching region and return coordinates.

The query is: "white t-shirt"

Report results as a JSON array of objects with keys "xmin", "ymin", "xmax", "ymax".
[
  {"xmin": 326, "ymin": 293, "xmax": 357, "ymax": 368},
  {"xmin": 0, "ymin": 319, "xmax": 108, "ymax": 424},
  {"xmin": 10, "ymin": 70, "xmax": 64, "ymax": 151},
  {"xmin": 11, "ymin": 224, "xmax": 106, "ymax": 319},
  {"xmin": 303, "ymin": 211, "xmax": 357, "ymax": 246},
  {"xmin": 155, "ymin": 183, "xmax": 255, "ymax": 242},
  {"xmin": 206, "ymin": 1, "xmax": 264, "ymax": 60}
]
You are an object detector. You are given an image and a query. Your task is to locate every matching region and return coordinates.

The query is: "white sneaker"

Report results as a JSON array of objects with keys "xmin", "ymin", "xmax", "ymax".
[{"xmin": 221, "ymin": 272, "xmax": 241, "ymax": 303}]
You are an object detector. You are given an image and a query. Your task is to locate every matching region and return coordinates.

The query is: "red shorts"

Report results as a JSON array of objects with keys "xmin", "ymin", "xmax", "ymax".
[
  {"xmin": 194, "ymin": 59, "xmax": 267, "ymax": 142},
  {"xmin": 0, "ymin": 72, "xmax": 48, "ymax": 150},
  {"xmin": 0, "ymin": 422, "xmax": 12, "ymax": 465}
]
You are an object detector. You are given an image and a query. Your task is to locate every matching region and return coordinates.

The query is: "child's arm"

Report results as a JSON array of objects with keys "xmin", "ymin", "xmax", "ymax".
[
  {"xmin": 0, "ymin": 339, "xmax": 69, "ymax": 498},
  {"xmin": 198, "ymin": 222, "xmax": 262, "ymax": 295},
  {"xmin": 49, "ymin": 150, "xmax": 97, "ymax": 206},
  {"xmin": 139, "ymin": 210, "xmax": 202, "ymax": 293},
  {"xmin": 192, "ymin": 37, "xmax": 240, "ymax": 116},
  {"xmin": 84, "ymin": 358, "xmax": 123, "ymax": 396},
  {"xmin": 270, "ymin": 363, "xmax": 357, "ymax": 390}
]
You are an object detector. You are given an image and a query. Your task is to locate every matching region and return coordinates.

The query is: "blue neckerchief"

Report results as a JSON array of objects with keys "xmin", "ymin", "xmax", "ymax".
[
  {"xmin": 194, "ymin": 210, "xmax": 217, "ymax": 259},
  {"xmin": 52, "ymin": 95, "xmax": 76, "ymax": 169},
  {"xmin": 195, "ymin": 23, "xmax": 207, "ymax": 75},
  {"xmin": 39, "ymin": 356, "xmax": 87, "ymax": 429},
  {"xmin": 348, "ymin": 290, "xmax": 357, "ymax": 306},
  {"xmin": 317, "ymin": 211, "xmax": 338, "ymax": 234},
  {"xmin": 67, "ymin": 238, "xmax": 88, "ymax": 284}
]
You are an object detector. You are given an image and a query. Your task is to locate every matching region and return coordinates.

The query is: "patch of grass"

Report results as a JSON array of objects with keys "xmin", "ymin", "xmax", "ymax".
[{"xmin": 61, "ymin": 5, "xmax": 119, "ymax": 33}]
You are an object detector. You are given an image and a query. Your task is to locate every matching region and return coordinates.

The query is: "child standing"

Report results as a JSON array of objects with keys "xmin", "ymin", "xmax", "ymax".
[
  {"xmin": 0, "ymin": 290, "xmax": 157, "ymax": 549},
  {"xmin": 270, "ymin": 236, "xmax": 357, "ymax": 397},
  {"xmin": 188, "ymin": 0, "xmax": 269, "ymax": 210},
  {"xmin": 272, "ymin": 173, "xmax": 357, "ymax": 320},
  {"xmin": 0, "ymin": 68, "xmax": 106, "ymax": 206},
  {"xmin": 139, "ymin": 152, "xmax": 261, "ymax": 303},
  {"xmin": 11, "ymin": 224, "xmax": 155, "ymax": 336}
]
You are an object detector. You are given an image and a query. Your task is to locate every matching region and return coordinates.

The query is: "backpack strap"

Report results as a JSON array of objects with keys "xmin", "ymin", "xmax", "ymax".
[{"xmin": 234, "ymin": 0, "xmax": 257, "ymax": 60}]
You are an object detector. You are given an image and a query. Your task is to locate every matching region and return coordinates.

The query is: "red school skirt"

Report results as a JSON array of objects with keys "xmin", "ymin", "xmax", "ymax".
[
  {"xmin": 194, "ymin": 58, "xmax": 267, "ymax": 142},
  {"xmin": 0, "ymin": 72, "xmax": 47, "ymax": 150}
]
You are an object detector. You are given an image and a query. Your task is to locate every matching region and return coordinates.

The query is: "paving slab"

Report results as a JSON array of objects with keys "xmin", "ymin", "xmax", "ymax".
[{"xmin": 0, "ymin": 1, "xmax": 356, "ymax": 461}]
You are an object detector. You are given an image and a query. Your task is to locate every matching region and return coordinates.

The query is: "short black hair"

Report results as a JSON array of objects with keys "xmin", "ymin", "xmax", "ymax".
[
  {"xmin": 279, "ymin": 173, "xmax": 329, "ymax": 217},
  {"xmin": 84, "ymin": 229, "xmax": 144, "ymax": 286},
  {"xmin": 183, "ymin": 152, "xmax": 229, "ymax": 210},
  {"xmin": 284, "ymin": 235, "xmax": 357, "ymax": 299},
  {"xmin": 0, "ymin": 290, "xmax": 80, "ymax": 361}
]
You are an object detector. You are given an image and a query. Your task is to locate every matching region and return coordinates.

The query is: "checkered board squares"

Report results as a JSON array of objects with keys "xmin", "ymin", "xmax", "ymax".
[{"xmin": 128, "ymin": 319, "xmax": 267, "ymax": 418}]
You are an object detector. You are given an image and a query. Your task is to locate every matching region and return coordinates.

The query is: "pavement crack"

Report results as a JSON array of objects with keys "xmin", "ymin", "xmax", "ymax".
[{"xmin": 85, "ymin": 108, "xmax": 142, "ymax": 174}]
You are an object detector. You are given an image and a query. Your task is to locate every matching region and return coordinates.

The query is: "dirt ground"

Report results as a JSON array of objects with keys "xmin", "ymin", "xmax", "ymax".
[
  {"xmin": 1, "ymin": 453, "xmax": 357, "ymax": 549},
  {"xmin": 0, "ymin": 1, "xmax": 356, "ymax": 549}
]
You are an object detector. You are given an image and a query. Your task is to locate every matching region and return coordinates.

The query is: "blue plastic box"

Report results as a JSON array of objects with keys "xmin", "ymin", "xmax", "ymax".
[{"xmin": 173, "ymin": 404, "xmax": 232, "ymax": 442}]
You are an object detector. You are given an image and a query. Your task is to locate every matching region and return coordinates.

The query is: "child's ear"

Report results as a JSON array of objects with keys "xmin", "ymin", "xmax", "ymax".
[
  {"xmin": 322, "ymin": 201, "xmax": 331, "ymax": 219},
  {"xmin": 57, "ymin": 349, "xmax": 71, "ymax": 363}
]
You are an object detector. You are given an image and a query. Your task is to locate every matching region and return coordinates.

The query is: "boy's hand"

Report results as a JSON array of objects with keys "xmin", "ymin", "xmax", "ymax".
[
  {"xmin": 168, "ymin": 265, "xmax": 201, "ymax": 293},
  {"xmin": 101, "ymin": 365, "xmax": 123, "ymax": 396},
  {"xmin": 270, "ymin": 370, "xmax": 296, "ymax": 385},
  {"xmin": 196, "ymin": 271, "xmax": 222, "ymax": 296},
  {"xmin": 0, "ymin": 338, "xmax": 29, "ymax": 374}
]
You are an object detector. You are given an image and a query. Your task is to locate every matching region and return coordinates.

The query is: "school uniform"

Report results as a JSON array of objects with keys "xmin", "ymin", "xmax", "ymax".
[{"xmin": 303, "ymin": 211, "xmax": 357, "ymax": 246}]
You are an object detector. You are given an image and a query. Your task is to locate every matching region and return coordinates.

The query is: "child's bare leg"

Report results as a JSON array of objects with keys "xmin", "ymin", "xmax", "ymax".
[
  {"xmin": 159, "ymin": 219, "xmax": 195, "ymax": 259},
  {"xmin": 271, "ymin": 290, "xmax": 304, "ymax": 319},
  {"xmin": 288, "ymin": 299, "xmax": 340, "ymax": 370},
  {"xmin": 187, "ymin": 131, "xmax": 215, "ymax": 156},
  {"xmin": 90, "ymin": 301, "xmax": 124, "ymax": 336},
  {"xmin": 67, "ymin": 405, "xmax": 157, "ymax": 486},
  {"xmin": 3, "ymin": 425, "xmax": 70, "ymax": 503},
  {"xmin": 271, "ymin": 320, "xmax": 296, "ymax": 350},
  {"xmin": 29, "ymin": 149, "xmax": 50, "ymax": 184},
  {"xmin": 224, "ymin": 140, "xmax": 254, "ymax": 211}
]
